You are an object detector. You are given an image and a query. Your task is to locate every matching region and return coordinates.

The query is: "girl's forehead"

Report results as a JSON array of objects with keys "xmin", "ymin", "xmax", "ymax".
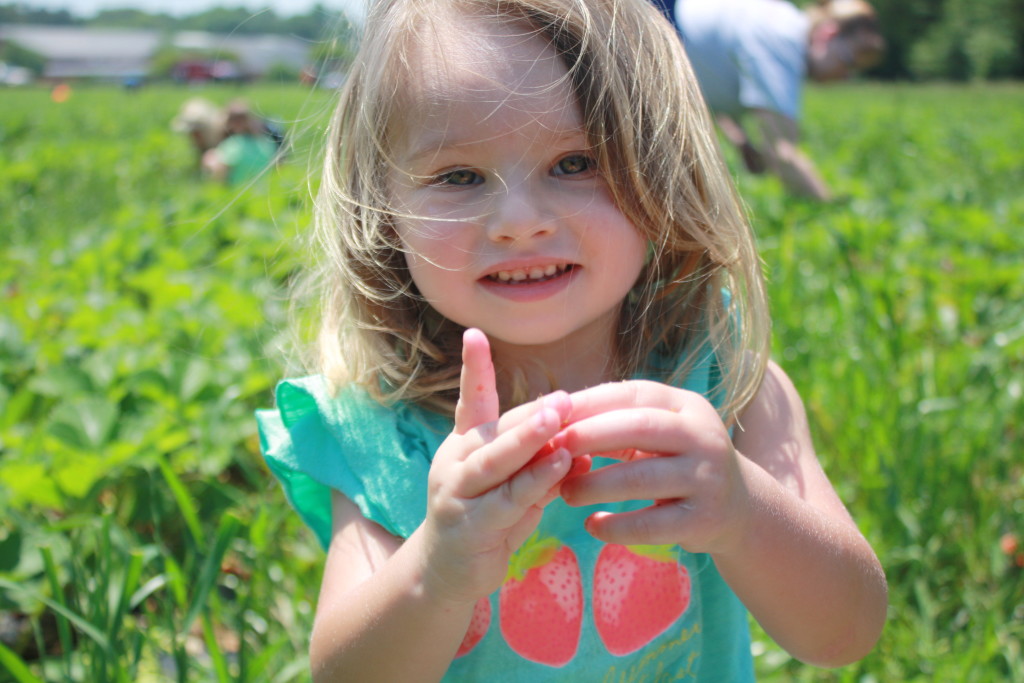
[
  {"xmin": 400, "ymin": 13, "xmax": 569, "ymax": 108},
  {"xmin": 388, "ymin": 12, "xmax": 580, "ymax": 154}
]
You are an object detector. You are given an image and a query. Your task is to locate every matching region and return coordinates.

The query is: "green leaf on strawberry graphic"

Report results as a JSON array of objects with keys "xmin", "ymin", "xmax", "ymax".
[
  {"xmin": 499, "ymin": 534, "xmax": 582, "ymax": 667},
  {"xmin": 593, "ymin": 543, "xmax": 691, "ymax": 656}
]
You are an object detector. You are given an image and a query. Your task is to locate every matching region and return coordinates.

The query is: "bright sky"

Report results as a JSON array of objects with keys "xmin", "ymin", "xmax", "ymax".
[{"xmin": 28, "ymin": 0, "xmax": 368, "ymax": 19}]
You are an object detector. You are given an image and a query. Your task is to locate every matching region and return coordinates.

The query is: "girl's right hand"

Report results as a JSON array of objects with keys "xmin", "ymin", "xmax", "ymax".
[{"xmin": 418, "ymin": 328, "xmax": 573, "ymax": 606}]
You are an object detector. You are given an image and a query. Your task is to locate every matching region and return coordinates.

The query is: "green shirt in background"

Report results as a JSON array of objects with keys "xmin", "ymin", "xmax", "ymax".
[{"xmin": 216, "ymin": 134, "xmax": 277, "ymax": 184}]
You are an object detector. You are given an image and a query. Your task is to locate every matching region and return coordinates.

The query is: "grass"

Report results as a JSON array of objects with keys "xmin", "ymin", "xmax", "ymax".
[
  {"xmin": 1, "ymin": 81, "xmax": 1022, "ymax": 681},
  {"xmin": 741, "ymin": 83, "xmax": 1024, "ymax": 681}
]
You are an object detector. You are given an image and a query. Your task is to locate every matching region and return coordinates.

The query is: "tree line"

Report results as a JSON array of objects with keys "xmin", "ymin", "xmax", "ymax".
[
  {"xmin": 1, "ymin": 0, "xmax": 1023, "ymax": 79},
  {"xmin": 0, "ymin": 2, "xmax": 353, "ymax": 42},
  {"xmin": 870, "ymin": 0, "xmax": 1023, "ymax": 80}
]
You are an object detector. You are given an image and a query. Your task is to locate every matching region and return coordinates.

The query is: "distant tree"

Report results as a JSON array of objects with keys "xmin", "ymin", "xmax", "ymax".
[
  {"xmin": 264, "ymin": 60, "xmax": 301, "ymax": 82},
  {"xmin": 819, "ymin": 0, "xmax": 1023, "ymax": 80},
  {"xmin": 0, "ymin": 3, "xmax": 80, "ymax": 25},
  {"xmin": 309, "ymin": 35, "xmax": 356, "ymax": 77},
  {"xmin": 179, "ymin": 6, "xmax": 282, "ymax": 35},
  {"xmin": 86, "ymin": 8, "xmax": 176, "ymax": 30},
  {"xmin": 860, "ymin": 0, "xmax": 942, "ymax": 79},
  {"xmin": 915, "ymin": 0, "xmax": 1021, "ymax": 79},
  {"xmin": 1, "ymin": 2, "xmax": 360, "ymax": 52},
  {"xmin": 0, "ymin": 38, "xmax": 45, "ymax": 74},
  {"xmin": 281, "ymin": 3, "xmax": 350, "ymax": 40}
]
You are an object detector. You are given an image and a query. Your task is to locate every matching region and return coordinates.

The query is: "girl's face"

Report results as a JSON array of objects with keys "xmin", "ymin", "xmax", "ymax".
[{"xmin": 388, "ymin": 13, "xmax": 646, "ymax": 364}]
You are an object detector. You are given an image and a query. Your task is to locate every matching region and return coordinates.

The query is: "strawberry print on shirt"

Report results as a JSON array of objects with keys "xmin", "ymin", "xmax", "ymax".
[
  {"xmin": 499, "ymin": 535, "xmax": 584, "ymax": 666},
  {"xmin": 593, "ymin": 544, "xmax": 692, "ymax": 655}
]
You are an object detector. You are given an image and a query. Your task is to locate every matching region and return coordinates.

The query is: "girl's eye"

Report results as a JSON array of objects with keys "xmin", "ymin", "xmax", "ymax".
[
  {"xmin": 554, "ymin": 154, "xmax": 596, "ymax": 177},
  {"xmin": 433, "ymin": 169, "xmax": 482, "ymax": 186}
]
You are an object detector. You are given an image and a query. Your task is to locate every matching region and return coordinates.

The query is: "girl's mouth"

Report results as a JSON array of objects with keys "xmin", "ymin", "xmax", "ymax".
[{"xmin": 485, "ymin": 264, "xmax": 574, "ymax": 284}]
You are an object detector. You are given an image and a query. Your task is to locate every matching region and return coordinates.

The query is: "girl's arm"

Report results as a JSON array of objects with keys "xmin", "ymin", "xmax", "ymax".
[
  {"xmin": 310, "ymin": 493, "xmax": 471, "ymax": 681},
  {"xmin": 308, "ymin": 330, "xmax": 574, "ymax": 682},
  {"xmin": 558, "ymin": 361, "xmax": 887, "ymax": 667},
  {"xmin": 714, "ymin": 361, "xmax": 887, "ymax": 666}
]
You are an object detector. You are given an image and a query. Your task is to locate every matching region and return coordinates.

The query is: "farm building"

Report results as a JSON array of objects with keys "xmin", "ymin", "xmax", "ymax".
[
  {"xmin": 0, "ymin": 24, "xmax": 313, "ymax": 81},
  {"xmin": 0, "ymin": 25, "xmax": 159, "ymax": 80}
]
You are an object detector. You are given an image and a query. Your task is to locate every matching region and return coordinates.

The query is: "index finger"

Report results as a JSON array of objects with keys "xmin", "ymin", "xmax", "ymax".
[{"xmin": 453, "ymin": 328, "xmax": 499, "ymax": 435}]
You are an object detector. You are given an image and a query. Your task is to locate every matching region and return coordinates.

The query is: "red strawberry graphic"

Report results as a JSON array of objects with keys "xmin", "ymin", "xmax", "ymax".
[
  {"xmin": 455, "ymin": 597, "xmax": 491, "ymax": 658},
  {"xmin": 499, "ymin": 535, "xmax": 582, "ymax": 666},
  {"xmin": 593, "ymin": 544, "xmax": 691, "ymax": 656}
]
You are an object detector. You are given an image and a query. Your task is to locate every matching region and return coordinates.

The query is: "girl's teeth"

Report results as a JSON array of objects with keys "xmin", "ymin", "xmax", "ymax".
[{"xmin": 492, "ymin": 265, "xmax": 567, "ymax": 283}]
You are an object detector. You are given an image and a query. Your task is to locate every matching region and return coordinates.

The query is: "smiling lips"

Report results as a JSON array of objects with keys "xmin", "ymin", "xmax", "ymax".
[{"xmin": 485, "ymin": 263, "xmax": 574, "ymax": 285}]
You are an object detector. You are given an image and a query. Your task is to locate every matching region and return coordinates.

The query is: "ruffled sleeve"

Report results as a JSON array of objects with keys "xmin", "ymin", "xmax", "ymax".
[{"xmin": 255, "ymin": 376, "xmax": 450, "ymax": 549}]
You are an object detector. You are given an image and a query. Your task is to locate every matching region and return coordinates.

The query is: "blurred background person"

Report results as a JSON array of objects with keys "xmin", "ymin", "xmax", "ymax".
[
  {"xmin": 201, "ymin": 99, "xmax": 280, "ymax": 185},
  {"xmin": 172, "ymin": 97, "xmax": 225, "ymax": 171},
  {"xmin": 653, "ymin": 0, "xmax": 885, "ymax": 201}
]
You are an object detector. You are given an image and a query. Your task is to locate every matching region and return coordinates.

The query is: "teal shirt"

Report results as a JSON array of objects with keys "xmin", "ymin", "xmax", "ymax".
[
  {"xmin": 256, "ymin": 348, "xmax": 755, "ymax": 681},
  {"xmin": 216, "ymin": 134, "xmax": 277, "ymax": 184}
]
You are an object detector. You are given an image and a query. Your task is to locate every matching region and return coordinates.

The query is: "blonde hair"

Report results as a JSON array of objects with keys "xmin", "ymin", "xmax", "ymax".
[{"xmin": 307, "ymin": 0, "xmax": 769, "ymax": 422}]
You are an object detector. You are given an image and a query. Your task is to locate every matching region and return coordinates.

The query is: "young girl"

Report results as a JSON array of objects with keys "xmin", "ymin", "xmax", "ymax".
[{"xmin": 256, "ymin": 0, "xmax": 887, "ymax": 680}]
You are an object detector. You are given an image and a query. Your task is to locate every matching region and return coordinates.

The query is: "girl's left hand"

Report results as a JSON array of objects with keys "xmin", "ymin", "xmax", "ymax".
[
  {"xmin": 557, "ymin": 375, "xmax": 888, "ymax": 668},
  {"xmin": 555, "ymin": 380, "xmax": 751, "ymax": 556}
]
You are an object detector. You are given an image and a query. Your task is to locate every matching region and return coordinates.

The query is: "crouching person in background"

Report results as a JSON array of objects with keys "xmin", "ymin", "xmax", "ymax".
[
  {"xmin": 171, "ymin": 97, "xmax": 225, "ymax": 171},
  {"xmin": 201, "ymin": 100, "xmax": 282, "ymax": 185}
]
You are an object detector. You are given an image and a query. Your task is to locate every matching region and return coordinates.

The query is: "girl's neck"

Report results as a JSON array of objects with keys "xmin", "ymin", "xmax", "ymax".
[{"xmin": 489, "ymin": 331, "xmax": 620, "ymax": 405}]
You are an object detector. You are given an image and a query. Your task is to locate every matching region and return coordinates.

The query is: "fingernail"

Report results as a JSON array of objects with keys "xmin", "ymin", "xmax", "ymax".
[
  {"xmin": 542, "ymin": 391, "xmax": 571, "ymax": 422},
  {"xmin": 531, "ymin": 407, "xmax": 556, "ymax": 430},
  {"xmin": 550, "ymin": 447, "xmax": 569, "ymax": 468},
  {"xmin": 585, "ymin": 511, "xmax": 608, "ymax": 536}
]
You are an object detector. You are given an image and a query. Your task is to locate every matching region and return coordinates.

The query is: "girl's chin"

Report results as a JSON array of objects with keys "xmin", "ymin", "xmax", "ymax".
[{"xmin": 475, "ymin": 317, "xmax": 617, "ymax": 355}]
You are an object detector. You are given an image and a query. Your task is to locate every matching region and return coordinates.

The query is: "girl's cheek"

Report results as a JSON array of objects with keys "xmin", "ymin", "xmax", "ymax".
[
  {"xmin": 403, "ymin": 198, "xmax": 478, "ymax": 232},
  {"xmin": 406, "ymin": 221, "xmax": 470, "ymax": 253},
  {"xmin": 402, "ymin": 230, "xmax": 469, "ymax": 274}
]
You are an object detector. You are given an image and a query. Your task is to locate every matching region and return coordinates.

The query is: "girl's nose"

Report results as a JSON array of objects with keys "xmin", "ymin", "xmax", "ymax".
[{"xmin": 485, "ymin": 181, "xmax": 554, "ymax": 243}]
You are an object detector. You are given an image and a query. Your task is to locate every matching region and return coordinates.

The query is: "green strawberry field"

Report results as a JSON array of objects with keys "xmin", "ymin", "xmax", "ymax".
[{"xmin": 1, "ymin": 82, "xmax": 1022, "ymax": 680}]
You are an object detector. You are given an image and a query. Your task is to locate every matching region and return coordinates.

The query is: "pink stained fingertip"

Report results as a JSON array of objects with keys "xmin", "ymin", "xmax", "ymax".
[
  {"xmin": 530, "ymin": 406, "xmax": 560, "ymax": 433},
  {"xmin": 461, "ymin": 327, "xmax": 489, "ymax": 355}
]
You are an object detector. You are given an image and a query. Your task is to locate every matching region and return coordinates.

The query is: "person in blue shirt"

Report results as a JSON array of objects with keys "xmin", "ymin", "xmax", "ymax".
[{"xmin": 655, "ymin": 0, "xmax": 884, "ymax": 200}]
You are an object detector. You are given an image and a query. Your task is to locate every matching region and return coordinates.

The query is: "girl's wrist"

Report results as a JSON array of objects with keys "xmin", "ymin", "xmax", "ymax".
[
  {"xmin": 405, "ymin": 525, "xmax": 487, "ymax": 612},
  {"xmin": 704, "ymin": 454, "xmax": 763, "ymax": 562}
]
